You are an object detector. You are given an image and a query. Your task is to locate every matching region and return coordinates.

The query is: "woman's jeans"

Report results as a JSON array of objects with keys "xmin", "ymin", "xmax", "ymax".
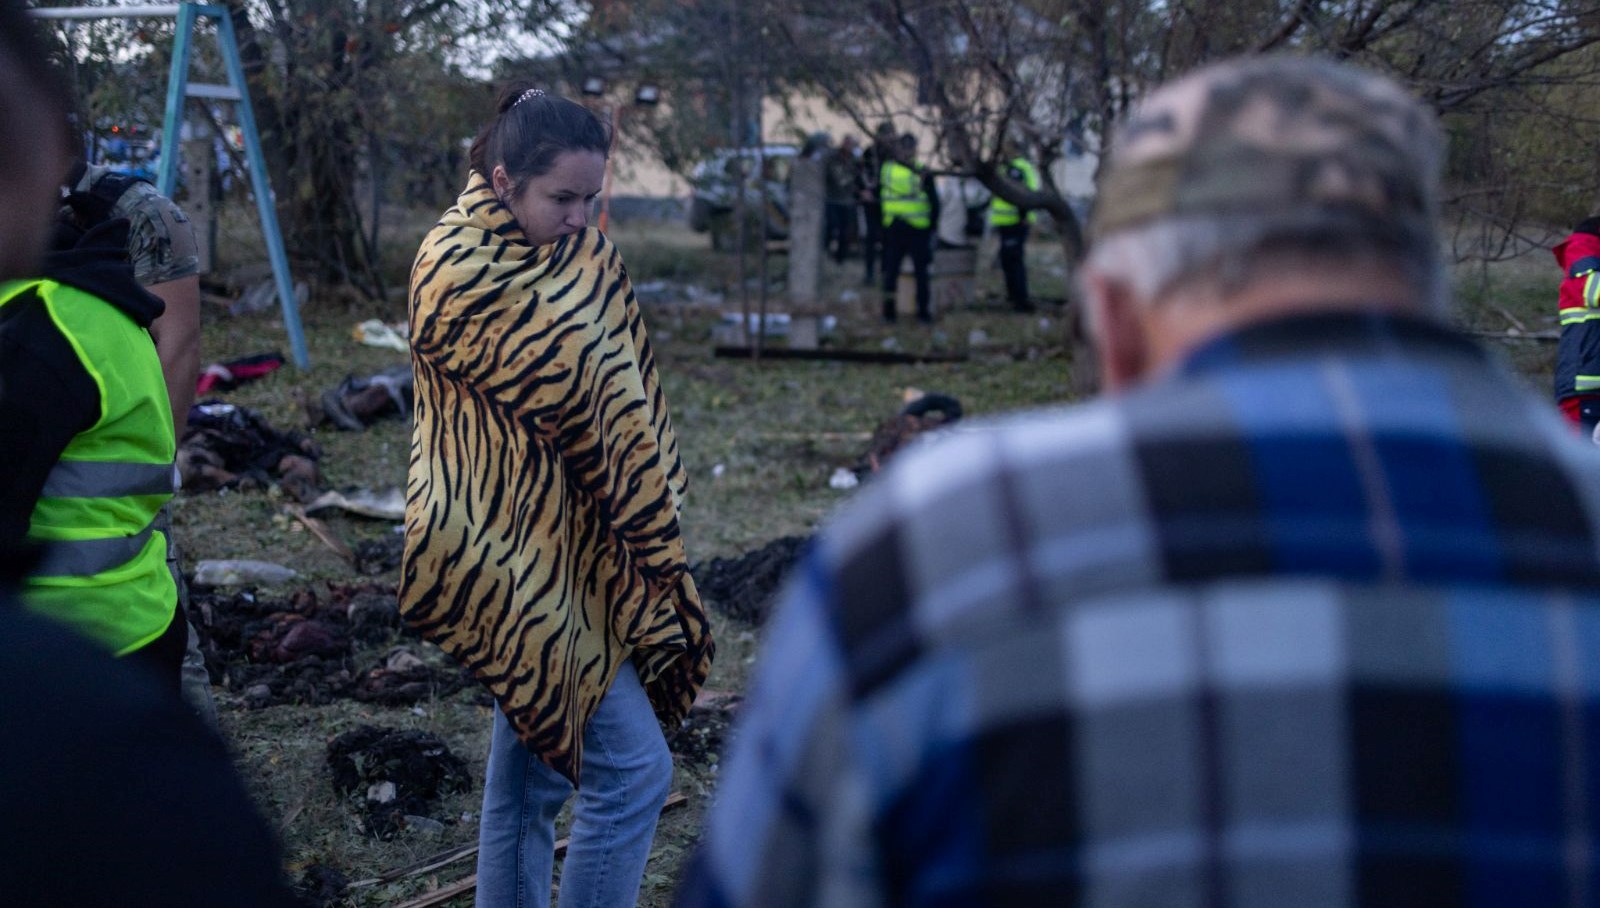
[{"xmin": 475, "ymin": 661, "xmax": 673, "ymax": 908}]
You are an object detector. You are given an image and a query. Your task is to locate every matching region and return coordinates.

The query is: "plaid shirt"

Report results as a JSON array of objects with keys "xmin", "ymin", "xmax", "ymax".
[{"xmin": 677, "ymin": 312, "xmax": 1600, "ymax": 908}]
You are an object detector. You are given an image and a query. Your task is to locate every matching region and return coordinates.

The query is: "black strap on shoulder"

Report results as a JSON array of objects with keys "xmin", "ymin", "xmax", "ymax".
[{"xmin": 87, "ymin": 170, "xmax": 150, "ymax": 207}]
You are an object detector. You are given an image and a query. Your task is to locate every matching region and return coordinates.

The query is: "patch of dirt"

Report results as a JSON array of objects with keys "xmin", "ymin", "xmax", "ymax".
[
  {"xmin": 690, "ymin": 536, "xmax": 808, "ymax": 624},
  {"xmin": 187, "ymin": 582, "xmax": 471, "ymax": 708},
  {"xmin": 326, "ymin": 726, "xmax": 472, "ymax": 840},
  {"xmin": 352, "ymin": 533, "xmax": 406, "ymax": 575},
  {"xmin": 668, "ymin": 692, "xmax": 743, "ymax": 766},
  {"xmin": 294, "ymin": 863, "xmax": 348, "ymax": 908}
]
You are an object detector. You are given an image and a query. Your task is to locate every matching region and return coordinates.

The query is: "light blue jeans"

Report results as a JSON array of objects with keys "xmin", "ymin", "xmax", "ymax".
[{"xmin": 475, "ymin": 661, "xmax": 673, "ymax": 908}]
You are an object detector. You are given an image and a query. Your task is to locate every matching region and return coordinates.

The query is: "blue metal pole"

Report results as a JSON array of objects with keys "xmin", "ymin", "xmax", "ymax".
[
  {"xmin": 156, "ymin": 2, "xmax": 197, "ymax": 197},
  {"xmin": 210, "ymin": 6, "xmax": 311, "ymax": 368}
]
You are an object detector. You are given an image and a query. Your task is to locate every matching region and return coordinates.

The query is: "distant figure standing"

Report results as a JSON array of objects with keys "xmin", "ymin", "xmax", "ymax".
[
  {"xmin": 824, "ymin": 135, "xmax": 859, "ymax": 264},
  {"xmin": 859, "ymin": 121, "xmax": 896, "ymax": 285},
  {"xmin": 1553, "ymin": 216, "xmax": 1600, "ymax": 434},
  {"xmin": 878, "ymin": 133, "xmax": 936, "ymax": 324},
  {"xmin": 988, "ymin": 147, "xmax": 1040, "ymax": 311}
]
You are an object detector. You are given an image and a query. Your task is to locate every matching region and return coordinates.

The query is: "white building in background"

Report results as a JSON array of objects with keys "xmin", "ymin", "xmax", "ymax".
[{"xmin": 606, "ymin": 78, "xmax": 1097, "ymax": 208}]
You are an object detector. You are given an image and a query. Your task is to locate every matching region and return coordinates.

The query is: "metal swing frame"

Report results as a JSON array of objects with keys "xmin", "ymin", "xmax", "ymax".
[{"xmin": 32, "ymin": 2, "xmax": 310, "ymax": 368}]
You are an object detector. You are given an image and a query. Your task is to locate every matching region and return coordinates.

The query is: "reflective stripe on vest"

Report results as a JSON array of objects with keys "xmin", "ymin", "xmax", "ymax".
[
  {"xmin": 1562, "ymin": 309, "xmax": 1600, "ymax": 326},
  {"xmin": 880, "ymin": 161, "xmax": 931, "ymax": 229},
  {"xmin": 0, "ymin": 278, "xmax": 176, "ymax": 656},
  {"xmin": 989, "ymin": 158, "xmax": 1040, "ymax": 227},
  {"xmin": 34, "ymin": 520, "xmax": 158, "ymax": 577},
  {"xmin": 1578, "ymin": 375, "xmax": 1600, "ymax": 392},
  {"xmin": 42, "ymin": 460, "xmax": 175, "ymax": 498}
]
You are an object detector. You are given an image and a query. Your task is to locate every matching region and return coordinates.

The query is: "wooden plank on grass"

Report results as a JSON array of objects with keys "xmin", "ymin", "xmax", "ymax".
[
  {"xmin": 392, "ymin": 874, "xmax": 476, "ymax": 908},
  {"xmin": 282, "ymin": 504, "xmax": 355, "ymax": 563}
]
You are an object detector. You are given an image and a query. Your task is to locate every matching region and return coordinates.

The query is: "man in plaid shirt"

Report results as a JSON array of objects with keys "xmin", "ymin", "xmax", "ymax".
[{"xmin": 677, "ymin": 56, "xmax": 1600, "ymax": 907}]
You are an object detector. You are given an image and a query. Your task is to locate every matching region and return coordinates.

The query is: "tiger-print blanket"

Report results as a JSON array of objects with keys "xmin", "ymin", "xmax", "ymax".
[{"xmin": 401, "ymin": 173, "xmax": 712, "ymax": 784}]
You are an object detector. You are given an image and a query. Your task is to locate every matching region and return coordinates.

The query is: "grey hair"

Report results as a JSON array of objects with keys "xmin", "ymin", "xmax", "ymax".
[{"xmin": 1083, "ymin": 208, "xmax": 1448, "ymax": 317}]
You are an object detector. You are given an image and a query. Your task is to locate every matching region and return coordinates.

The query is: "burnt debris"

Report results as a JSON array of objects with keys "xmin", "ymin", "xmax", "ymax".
[
  {"xmin": 326, "ymin": 726, "xmax": 471, "ymax": 840},
  {"xmin": 187, "ymin": 582, "xmax": 470, "ymax": 709},
  {"xmin": 690, "ymin": 536, "xmax": 808, "ymax": 625}
]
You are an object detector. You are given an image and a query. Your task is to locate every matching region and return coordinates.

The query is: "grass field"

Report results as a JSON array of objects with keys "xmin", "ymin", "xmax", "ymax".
[{"xmin": 183, "ymin": 210, "xmax": 1561, "ymax": 906}]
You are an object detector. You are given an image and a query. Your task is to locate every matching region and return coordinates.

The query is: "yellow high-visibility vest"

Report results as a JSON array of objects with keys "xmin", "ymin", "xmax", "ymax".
[
  {"xmin": 1, "ymin": 278, "xmax": 176, "ymax": 655},
  {"xmin": 880, "ymin": 161, "xmax": 931, "ymax": 229},
  {"xmin": 989, "ymin": 157, "xmax": 1040, "ymax": 227}
]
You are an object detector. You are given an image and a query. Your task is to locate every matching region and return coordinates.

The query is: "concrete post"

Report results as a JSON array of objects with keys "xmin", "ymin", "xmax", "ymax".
[{"xmin": 787, "ymin": 155, "xmax": 825, "ymax": 306}]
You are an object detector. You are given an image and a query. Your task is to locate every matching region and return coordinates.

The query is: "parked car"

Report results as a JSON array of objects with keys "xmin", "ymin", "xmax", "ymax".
[{"xmin": 686, "ymin": 144, "xmax": 797, "ymax": 250}]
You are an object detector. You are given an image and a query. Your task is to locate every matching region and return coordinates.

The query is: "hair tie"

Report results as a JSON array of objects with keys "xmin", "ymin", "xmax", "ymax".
[{"xmin": 513, "ymin": 88, "xmax": 545, "ymax": 109}]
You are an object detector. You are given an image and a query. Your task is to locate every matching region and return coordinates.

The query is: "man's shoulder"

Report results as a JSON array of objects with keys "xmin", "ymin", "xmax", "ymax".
[
  {"xmin": 107, "ymin": 176, "xmax": 184, "ymax": 223},
  {"xmin": 810, "ymin": 398, "xmax": 1145, "ymax": 692},
  {"xmin": 96, "ymin": 174, "xmax": 199, "ymax": 284}
]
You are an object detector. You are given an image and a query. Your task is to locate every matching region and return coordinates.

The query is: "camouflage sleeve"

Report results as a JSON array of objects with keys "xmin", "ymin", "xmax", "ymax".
[{"xmin": 115, "ymin": 182, "xmax": 200, "ymax": 285}]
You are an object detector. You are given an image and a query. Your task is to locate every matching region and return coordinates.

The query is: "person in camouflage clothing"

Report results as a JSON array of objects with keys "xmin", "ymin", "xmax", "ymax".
[{"xmin": 679, "ymin": 55, "xmax": 1600, "ymax": 908}]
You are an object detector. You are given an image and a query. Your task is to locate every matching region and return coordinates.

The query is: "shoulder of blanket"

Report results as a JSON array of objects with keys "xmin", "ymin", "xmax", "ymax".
[{"xmin": 542, "ymin": 228, "xmax": 628, "ymax": 283}]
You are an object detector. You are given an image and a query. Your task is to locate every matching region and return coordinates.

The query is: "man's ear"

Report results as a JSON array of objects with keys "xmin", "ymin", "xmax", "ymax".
[{"xmin": 1082, "ymin": 270, "xmax": 1150, "ymax": 393}]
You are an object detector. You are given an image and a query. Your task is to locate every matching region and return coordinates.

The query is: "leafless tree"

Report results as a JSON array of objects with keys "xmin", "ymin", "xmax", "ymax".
[{"xmin": 767, "ymin": 0, "xmax": 1600, "ymax": 273}]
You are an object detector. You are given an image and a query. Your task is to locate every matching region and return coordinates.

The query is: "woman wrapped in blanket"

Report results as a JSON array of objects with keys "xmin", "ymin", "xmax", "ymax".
[{"xmin": 401, "ymin": 82, "xmax": 713, "ymax": 908}]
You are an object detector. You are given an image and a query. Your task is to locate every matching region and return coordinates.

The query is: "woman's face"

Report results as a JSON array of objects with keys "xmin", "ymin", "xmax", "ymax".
[{"xmin": 492, "ymin": 150, "xmax": 606, "ymax": 247}]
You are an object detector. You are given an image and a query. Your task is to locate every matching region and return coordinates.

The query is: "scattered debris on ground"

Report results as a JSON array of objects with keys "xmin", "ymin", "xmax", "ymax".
[
  {"xmin": 294, "ymin": 863, "xmax": 349, "ymax": 908},
  {"xmin": 353, "ymin": 532, "xmax": 407, "ymax": 575},
  {"xmin": 690, "ymin": 536, "xmax": 808, "ymax": 624},
  {"xmin": 860, "ymin": 390, "xmax": 963, "ymax": 474},
  {"xmin": 195, "ymin": 352, "xmax": 286, "ymax": 395},
  {"xmin": 180, "ymin": 401, "xmax": 322, "ymax": 502},
  {"xmin": 283, "ymin": 505, "xmax": 356, "ymax": 563},
  {"xmin": 669, "ymin": 690, "xmax": 743, "ymax": 765},
  {"xmin": 186, "ymin": 582, "xmax": 471, "ymax": 708},
  {"xmin": 192, "ymin": 559, "xmax": 299, "ymax": 586},
  {"xmin": 306, "ymin": 486, "xmax": 407, "ymax": 521},
  {"xmin": 305, "ymin": 365, "xmax": 413, "ymax": 432},
  {"xmin": 327, "ymin": 726, "xmax": 472, "ymax": 840},
  {"xmin": 352, "ymin": 319, "xmax": 409, "ymax": 352}
]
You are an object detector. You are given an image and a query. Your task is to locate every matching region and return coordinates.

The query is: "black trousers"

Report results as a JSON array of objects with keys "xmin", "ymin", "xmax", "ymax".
[
  {"xmin": 997, "ymin": 222, "xmax": 1030, "ymax": 307},
  {"xmin": 825, "ymin": 202, "xmax": 856, "ymax": 263},
  {"xmin": 862, "ymin": 202, "xmax": 883, "ymax": 280},
  {"xmin": 882, "ymin": 219, "xmax": 932, "ymax": 321},
  {"xmin": 127, "ymin": 602, "xmax": 188, "ymax": 697}
]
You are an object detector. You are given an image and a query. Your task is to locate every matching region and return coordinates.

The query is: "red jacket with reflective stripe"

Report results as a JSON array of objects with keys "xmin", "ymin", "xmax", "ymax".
[{"xmin": 1553, "ymin": 222, "xmax": 1600, "ymax": 402}]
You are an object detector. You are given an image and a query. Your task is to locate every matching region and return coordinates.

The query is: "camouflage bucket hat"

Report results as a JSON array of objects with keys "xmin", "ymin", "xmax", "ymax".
[{"xmin": 1089, "ymin": 55, "xmax": 1442, "ymax": 242}]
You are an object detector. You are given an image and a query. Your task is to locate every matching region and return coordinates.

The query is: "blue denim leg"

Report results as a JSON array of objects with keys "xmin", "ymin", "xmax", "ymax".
[
  {"xmin": 558, "ymin": 660, "xmax": 674, "ymax": 908},
  {"xmin": 476, "ymin": 703, "xmax": 571, "ymax": 908},
  {"xmin": 474, "ymin": 661, "xmax": 673, "ymax": 908}
]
